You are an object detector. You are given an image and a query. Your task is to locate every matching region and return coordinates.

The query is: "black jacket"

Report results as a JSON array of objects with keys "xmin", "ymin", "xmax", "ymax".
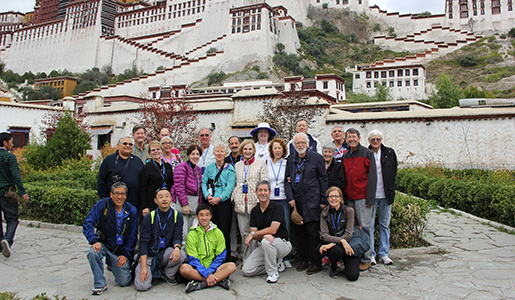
[
  {"xmin": 139, "ymin": 160, "xmax": 174, "ymax": 212},
  {"xmin": 326, "ymin": 158, "xmax": 345, "ymax": 193},
  {"xmin": 285, "ymin": 149, "xmax": 328, "ymax": 223},
  {"xmin": 369, "ymin": 144, "xmax": 398, "ymax": 205}
]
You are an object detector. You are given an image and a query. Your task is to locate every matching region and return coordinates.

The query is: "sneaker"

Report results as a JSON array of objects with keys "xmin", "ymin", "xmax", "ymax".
[
  {"xmin": 162, "ymin": 274, "xmax": 178, "ymax": 286},
  {"xmin": 306, "ymin": 264, "xmax": 322, "ymax": 275},
  {"xmin": 217, "ymin": 278, "xmax": 231, "ymax": 290},
  {"xmin": 296, "ymin": 261, "xmax": 309, "ymax": 271},
  {"xmin": 329, "ymin": 269, "xmax": 339, "ymax": 279},
  {"xmin": 277, "ymin": 259, "xmax": 286, "ymax": 273},
  {"xmin": 284, "ymin": 259, "xmax": 292, "ymax": 269},
  {"xmin": 185, "ymin": 281, "xmax": 202, "ymax": 293},
  {"xmin": 379, "ymin": 256, "xmax": 393, "ymax": 265},
  {"xmin": 1, "ymin": 240, "xmax": 11, "ymax": 258},
  {"xmin": 359, "ymin": 262, "xmax": 372, "ymax": 271},
  {"xmin": 91, "ymin": 285, "xmax": 108, "ymax": 295},
  {"xmin": 337, "ymin": 261, "xmax": 342, "ymax": 268},
  {"xmin": 321, "ymin": 257, "xmax": 330, "ymax": 266},
  {"xmin": 266, "ymin": 272, "xmax": 279, "ymax": 283},
  {"xmin": 371, "ymin": 257, "xmax": 377, "ymax": 266}
]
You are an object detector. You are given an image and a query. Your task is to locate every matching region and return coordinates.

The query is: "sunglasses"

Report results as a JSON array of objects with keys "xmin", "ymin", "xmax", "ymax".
[
  {"xmin": 122, "ymin": 142, "xmax": 134, "ymax": 146},
  {"xmin": 370, "ymin": 138, "xmax": 381, "ymax": 142},
  {"xmin": 199, "ymin": 134, "xmax": 210, "ymax": 137}
]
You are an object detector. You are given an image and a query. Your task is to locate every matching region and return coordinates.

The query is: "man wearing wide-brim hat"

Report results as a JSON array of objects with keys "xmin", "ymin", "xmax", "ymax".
[{"xmin": 251, "ymin": 123, "xmax": 277, "ymax": 162}]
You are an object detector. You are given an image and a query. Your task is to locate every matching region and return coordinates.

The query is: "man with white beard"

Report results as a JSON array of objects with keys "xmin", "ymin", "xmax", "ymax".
[{"xmin": 284, "ymin": 133, "xmax": 328, "ymax": 275}]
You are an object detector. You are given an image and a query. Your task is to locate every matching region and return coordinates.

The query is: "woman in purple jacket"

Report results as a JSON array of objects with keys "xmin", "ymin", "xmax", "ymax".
[{"xmin": 171, "ymin": 144, "xmax": 203, "ymax": 241}]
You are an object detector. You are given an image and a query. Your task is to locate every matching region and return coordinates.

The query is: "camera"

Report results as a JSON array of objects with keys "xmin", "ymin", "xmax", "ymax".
[{"xmin": 112, "ymin": 174, "xmax": 122, "ymax": 183}]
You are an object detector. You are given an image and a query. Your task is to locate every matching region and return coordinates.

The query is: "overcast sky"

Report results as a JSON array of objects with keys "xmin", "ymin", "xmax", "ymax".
[{"xmin": 0, "ymin": 0, "xmax": 444, "ymax": 14}]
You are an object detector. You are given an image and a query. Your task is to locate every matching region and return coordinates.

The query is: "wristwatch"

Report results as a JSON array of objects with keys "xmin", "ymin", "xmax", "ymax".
[
  {"xmin": 174, "ymin": 244, "xmax": 182, "ymax": 250},
  {"xmin": 251, "ymin": 231, "xmax": 256, "ymax": 236}
]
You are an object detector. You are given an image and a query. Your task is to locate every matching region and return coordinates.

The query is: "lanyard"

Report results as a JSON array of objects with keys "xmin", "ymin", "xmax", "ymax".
[
  {"xmin": 156, "ymin": 209, "xmax": 173, "ymax": 236},
  {"xmin": 201, "ymin": 146, "xmax": 209, "ymax": 164},
  {"xmin": 331, "ymin": 210, "xmax": 342, "ymax": 233},
  {"xmin": 296, "ymin": 161, "xmax": 304, "ymax": 172},
  {"xmin": 230, "ymin": 155, "xmax": 240, "ymax": 167},
  {"xmin": 133, "ymin": 146, "xmax": 146, "ymax": 158},
  {"xmin": 271, "ymin": 159, "xmax": 282, "ymax": 184},
  {"xmin": 152, "ymin": 160, "xmax": 167, "ymax": 183},
  {"xmin": 243, "ymin": 162, "xmax": 249, "ymax": 183},
  {"xmin": 335, "ymin": 144, "xmax": 345, "ymax": 157}
]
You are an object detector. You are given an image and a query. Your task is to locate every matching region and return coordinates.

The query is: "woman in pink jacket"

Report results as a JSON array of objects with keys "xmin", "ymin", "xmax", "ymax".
[{"xmin": 171, "ymin": 144, "xmax": 203, "ymax": 241}]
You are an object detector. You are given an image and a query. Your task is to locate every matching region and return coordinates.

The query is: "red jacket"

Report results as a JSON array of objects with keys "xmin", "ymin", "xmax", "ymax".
[{"xmin": 342, "ymin": 144, "xmax": 377, "ymax": 205}]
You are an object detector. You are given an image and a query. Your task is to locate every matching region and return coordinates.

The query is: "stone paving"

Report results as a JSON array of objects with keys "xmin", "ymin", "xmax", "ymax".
[{"xmin": 2, "ymin": 208, "xmax": 515, "ymax": 299}]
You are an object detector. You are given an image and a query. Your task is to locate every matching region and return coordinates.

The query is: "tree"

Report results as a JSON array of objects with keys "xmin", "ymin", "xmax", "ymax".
[
  {"xmin": 508, "ymin": 27, "xmax": 515, "ymax": 38},
  {"xmin": 137, "ymin": 97, "xmax": 198, "ymax": 150},
  {"xmin": 40, "ymin": 109, "xmax": 89, "ymax": 140},
  {"xmin": 257, "ymin": 89, "xmax": 326, "ymax": 141},
  {"xmin": 207, "ymin": 71, "xmax": 226, "ymax": 86},
  {"xmin": 26, "ymin": 111, "xmax": 91, "ymax": 170},
  {"xmin": 429, "ymin": 73, "xmax": 463, "ymax": 108}
]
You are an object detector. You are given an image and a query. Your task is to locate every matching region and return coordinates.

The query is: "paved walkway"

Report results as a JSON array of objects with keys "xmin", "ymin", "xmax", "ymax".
[{"xmin": 2, "ymin": 208, "xmax": 515, "ymax": 299}]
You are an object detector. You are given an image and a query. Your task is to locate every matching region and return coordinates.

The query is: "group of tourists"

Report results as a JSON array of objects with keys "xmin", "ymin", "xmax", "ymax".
[{"xmin": 0, "ymin": 118, "xmax": 398, "ymax": 296}]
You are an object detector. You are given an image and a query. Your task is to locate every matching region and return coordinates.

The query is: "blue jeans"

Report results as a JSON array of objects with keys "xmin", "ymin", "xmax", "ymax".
[
  {"xmin": 87, "ymin": 244, "xmax": 132, "ymax": 288},
  {"xmin": 347, "ymin": 199, "xmax": 374, "ymax": 263},
  {"xmin": 0, "ymin": 194, "xmax": 19, "ymax": 246},
  {"xmin": 371, "ymin": 198, "xmax": 391, "ymax": 258}
]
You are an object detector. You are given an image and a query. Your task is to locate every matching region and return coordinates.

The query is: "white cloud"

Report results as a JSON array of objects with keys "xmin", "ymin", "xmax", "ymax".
[{"xmin": 370, "ymin": 0, "xmax": 444, "ymax": 14}]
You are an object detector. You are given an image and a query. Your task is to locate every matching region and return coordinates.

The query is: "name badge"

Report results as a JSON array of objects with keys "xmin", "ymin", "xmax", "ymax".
[
  {"xmin": 295, "ymin": 174, "xmax": 301, "ymax": 183},
  {"xmin": 242, "ymin": 183, "xmax": 248, "ymax": 194},
  {"xmin": 208, "ymin": 187, "xmax": 213, "ymax": 196},
  {"xmin": 159, "ymin": 237, "xmax": 166, "ymax": 248},
  {"xmin": 274, "ymin": 187, "xmax": 280, "ymax": 196},
  {"xmin": 116, "ymin": 234, "xmax": 123, "ymax": 246},
  {"xmin": 201, "ymin": 166, "xmax": 206, "ymax": 174}
]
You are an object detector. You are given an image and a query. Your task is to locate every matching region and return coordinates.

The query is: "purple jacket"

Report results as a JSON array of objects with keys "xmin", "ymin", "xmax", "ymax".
[{"xmin": 171, "ymin": 161, "xmax": 202, "ymax": 206}]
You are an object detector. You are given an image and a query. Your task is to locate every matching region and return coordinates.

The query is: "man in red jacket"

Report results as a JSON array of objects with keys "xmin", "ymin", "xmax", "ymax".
[{"xmin": 341, "ymin": 128, "xmax": 377, "ymax": 271}]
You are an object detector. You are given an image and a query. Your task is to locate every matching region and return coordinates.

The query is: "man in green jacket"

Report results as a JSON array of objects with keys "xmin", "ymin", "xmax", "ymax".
[
  {"xmin": 180, "ymin": 204, "xmax": 236, "ymax": 293},
  {"xmin": 0, "ymin": 132, "xmax": 29, "ymax": 258}
]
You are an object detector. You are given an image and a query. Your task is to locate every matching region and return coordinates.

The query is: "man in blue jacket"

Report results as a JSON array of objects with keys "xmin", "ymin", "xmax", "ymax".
[
  {"xmin": 83, "ymin": 182, "xmax": 138, "ymax": 296},
  {"xmin": 134, "ymin": 188, "xmax": 186, "ymax": 291}
]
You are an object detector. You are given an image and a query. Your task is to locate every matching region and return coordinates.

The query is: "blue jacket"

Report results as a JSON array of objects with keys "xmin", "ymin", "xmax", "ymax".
[
  {"xmin": 97, "ymin": 151, "xmax": 143, "ymax": 210},
  {"xmin": 83, "ymin": 198, "xmax": 139, "ymax": 260},
  {"xmin": 201, "ymin": 162, "xmax": 235, "ymax": 202},
  {"xmin": 139, "ymin": 208, "xmax": 183, "ymax": 257}
]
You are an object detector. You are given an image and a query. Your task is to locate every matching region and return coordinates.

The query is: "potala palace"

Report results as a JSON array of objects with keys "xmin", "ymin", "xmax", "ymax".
[{"xmin": 1, "ymin": 0, "xmax": 515, "ymax": 169}]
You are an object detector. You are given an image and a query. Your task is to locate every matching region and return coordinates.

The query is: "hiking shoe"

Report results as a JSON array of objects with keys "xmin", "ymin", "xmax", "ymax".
[
  {"xmin": 162, "ymin": 274, "xmax": 178, "ymax": 285},
  {"xmin": 217, "ymin": 278, "xmax": 231, "ymax": 290},
  {"xmin": 284, "ymin": 259, "xmax": 292, "ymax": 269},
  {"xmin": 185, "ymin": 281, "xmax": 202, "ymax": 293},
  {"xmin": 91, "ymin": 285, "xmax": 108, "ymax": 295},
  {"xmin": 277, "ymin": 258, "xmax": 286, "ymax": 273},
  {"xmin": 321, "ymin": 257, "xmax": 330, "ymax": 266},
  {"xmin": 379, "ymin": 256, "xmax": 393, "ymax": 265},
  {"xmin": 371, "ymin": 257, "xmax": 377, "ymax": 266},
  {"xmin": 1, "ymin": 240, "xmax": 11, "ymax": 258},
  {"xmin": 359, "ymin": 262, "xmax": 372, "ymax": 271},
  {"xmin": 296, "ymin": 261, "xmax": 309, "ymax": 271},
  {"xmin": 306, "ymin": 264, "xmax": 322, "ymax": 275},
  {"xmin": 329, "ymin": 269, "xmax": 339, "ymax": 279},
  {"xmin": 266, "ymin": 272, "xmax": 279, "ymax": 283}
]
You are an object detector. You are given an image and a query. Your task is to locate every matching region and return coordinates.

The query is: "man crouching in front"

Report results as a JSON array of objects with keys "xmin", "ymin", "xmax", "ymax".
[
  {"xmin": 134, "ymin": 187, "xmax": 186, "ymax": 291},
  {"xmin": 83, "ymin": 182, "xmax": 138, "ymax": 296},
  {"xmin": 180, "ymin": 204, "xmax": 236, "ymax": 293}
]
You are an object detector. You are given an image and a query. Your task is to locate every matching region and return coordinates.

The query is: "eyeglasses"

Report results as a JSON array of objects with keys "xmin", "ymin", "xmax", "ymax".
[
  {"xmin": 370, "ymin": 138, "xmax": 382, "ymax": 142},
  {"xmin": 295, "ymin": 141, "xmax": 307, "ymax": 145},
  {"xmin": 328, "ymin": 195, "xmax": 341, "ymax": 199},
  {"xmin": 199, "ymin": 134, "xmax": 210, "ymax": 137},
  {"xmin": 122, "ymin": 142, "xmax": 133, "ymax": 146},
  {"xmin": 162, "ymin": 142, "xmax": 172, "ymax": 145},
  {"xmin": 112, "ymin": 192, "xmax": 126, "ymax": 196}
]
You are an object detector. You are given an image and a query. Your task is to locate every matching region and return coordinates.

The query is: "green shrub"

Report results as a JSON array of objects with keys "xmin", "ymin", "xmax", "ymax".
[
  {"xmin": 21, "ymin": 184, "xmax": 99, "ymax": 225},
  {"xmin": 322, "ymin": 3, "xmax": 328, "ymax": 9},
  {"xmin": 508, "ymin": 27, "xmax": 515, "ymax": 38},
  {"xmin": 389, "ymin": 193, "xmax": 430, "ymax": 248},
  {"xmin": 491, "ymin": 186, "xmax": 515, "ymax": 227},
  {"xmin": 458, "ymin": 55, "xmax": 478, "ymax": 67}
]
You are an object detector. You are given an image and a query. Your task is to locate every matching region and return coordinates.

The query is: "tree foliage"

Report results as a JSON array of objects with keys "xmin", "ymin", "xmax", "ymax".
[
  {"xmin": 207, "ymin": 71, "xmax": 226, "ymax": 86},
  {"xmin": 428, "ymin": 72, "xmax": 463, "ymax": 108},
  {"xmin": 508, "ymin": 27, "xmax": 515, "ymax": 38},
  {"xmin": 257, "ymin": 90, "xmax": 326, "ymax": 141},
  {"xmin": 26, "ymin": 111, "xmax": 91, "ymax": 170},
  {"xmin": 137, "ymin": 97, "xmax": 198, "ymax": 149}
]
